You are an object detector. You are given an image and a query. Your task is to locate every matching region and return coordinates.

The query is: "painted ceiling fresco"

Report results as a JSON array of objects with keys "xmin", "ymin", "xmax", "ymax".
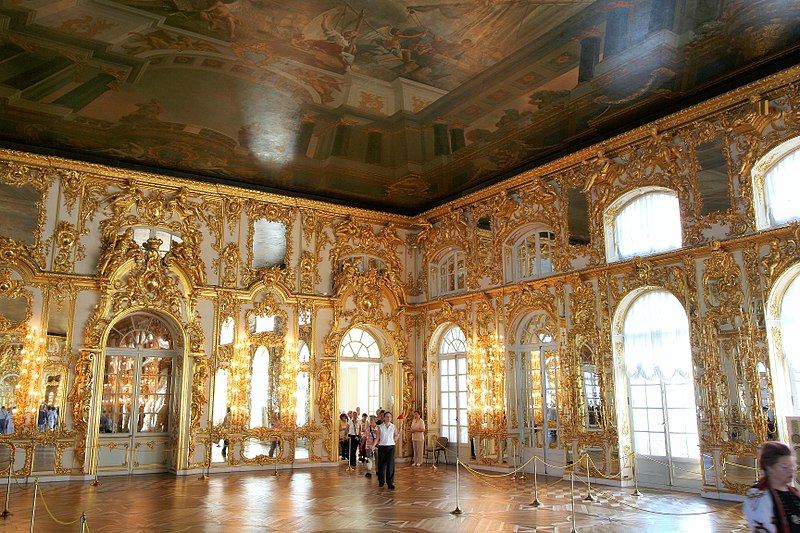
[{"xmin": 0, "ymin": 0, "xmax": 798, "ymax": 213}]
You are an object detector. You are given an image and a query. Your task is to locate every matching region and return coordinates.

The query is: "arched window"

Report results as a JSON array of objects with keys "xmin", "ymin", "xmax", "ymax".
[
  {"xmin": 439, "ymin": 326, "xmax": 468, "ymax": 446},
  {"xmin": 340, "ymin": 328, "xmax": 381, "ymax": 359},
  {"xmin": 767, "ymin": 269, "xmax": 800, "ymax": 442},
  {"xmin": 339, "ymin": 328, "xmax": 383, "ymax": 415},
  {"xmin": 429, "ymin": 249, "xmax": 466, "ymax": 297},
  {"xmin": 619, "ymin": 290, "xmax": 700, "ymax": 489},
  {"xmin": 505, "ymin": 230, "xmax": 555, "ymax": 281},
  {"xmin": 605, "ymin": 188, "xmax": 682, "ymax": 262},
  {"xmin": 753, "ymin": 137, "xmax": 800, "ymax": 229}
]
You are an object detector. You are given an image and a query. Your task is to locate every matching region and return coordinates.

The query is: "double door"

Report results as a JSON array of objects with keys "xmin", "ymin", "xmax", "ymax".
[{"xmin": 97, "ymin": 348, "xmax": 175, "ymax": 474}]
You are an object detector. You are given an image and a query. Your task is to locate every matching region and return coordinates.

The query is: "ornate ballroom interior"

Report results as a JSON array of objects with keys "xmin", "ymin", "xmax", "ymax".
[{"xmin": 0, "ymin": 0, "xmax": 798, "ymax": 529}]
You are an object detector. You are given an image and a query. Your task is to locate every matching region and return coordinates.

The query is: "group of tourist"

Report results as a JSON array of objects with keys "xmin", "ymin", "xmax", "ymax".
[
  {"xmin": 339, "ymin": 408, "xmax": 428, "ymax": 489},
  {"xmin": 37, "ymin": 404, "xmax": 59, "ymax": 431},
  {"xmin": 0, "ymin": 406, "xmax": 13, "ymax": 434}
]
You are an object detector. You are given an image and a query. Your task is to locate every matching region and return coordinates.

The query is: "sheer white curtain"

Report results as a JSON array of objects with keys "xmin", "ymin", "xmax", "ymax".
[
  {"xmin": 623, "ymin": 290, "xmax": 692, "ymax": 382},
  {"xmin": 765, "ymin": 148, "xmax": 800, "ymax": 226},
  {"xmin": 614, "ymin": 192, "xmax": 681, "ymax": 259},
  {"xmin": 782, "ymin": 276, "xmax": 800, "ymax": 413}
]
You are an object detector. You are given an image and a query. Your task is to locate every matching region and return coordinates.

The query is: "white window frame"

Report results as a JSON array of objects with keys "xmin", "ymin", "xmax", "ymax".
[
  {"xmin": 429, "ymin": 249, "xmax": 466, "ymax": 297},
  {"xmin": 438, "ymin": 326, "xmax": 468, "ymax": 446},
  {"xmin": 505, "ymin": 229, "xmax": 555, "ymax": 282},
  {"xmin": 604, "ymin": 187, "xmax": 682, "ymax": 262},
  {"xmin": 752, "ymin": 136, "xmax": 800, "ymax": 230}
]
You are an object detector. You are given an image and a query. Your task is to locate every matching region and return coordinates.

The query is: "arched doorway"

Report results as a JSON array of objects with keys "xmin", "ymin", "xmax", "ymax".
[
  {"xmin": 338, "ymin": 327, "xmax": 392, "ymax": 418},
  {"xmin": 96, "ymin": 312, "xmax": 181, "ymax": 475},
  {"xmin": 614, "ymin": 289, "xmax": 701, "ymax": 490},
  {"xmin": 510, "ymin": 312, "xmax": 562, "ymax": 473}
]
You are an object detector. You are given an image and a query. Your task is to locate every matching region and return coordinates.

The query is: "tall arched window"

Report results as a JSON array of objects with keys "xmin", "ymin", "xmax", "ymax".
[
  {"xmin": 439, "ymin": 326, "xmax": 468, "ymax": 446},
  {"xmin": 620, "ymin": 290, "xmax": 700, "ymax": 489},
  {"xmin": 429, "ymin": 250, "xmax": 466, "ymax": 297},
  {"xmin": 339, "ymin": 328, "xmax": 383, "ymax": 415},
  {"xmin": 605, "ymin": 188, "xmax": 682, "ymax": 262},
  {"xmin": 767, "ymin": 268, "xmax": 800, "ymax": 441},
  {"xmin": 753, "ymin": 137, "xmax": 800, "ymax": 229}
]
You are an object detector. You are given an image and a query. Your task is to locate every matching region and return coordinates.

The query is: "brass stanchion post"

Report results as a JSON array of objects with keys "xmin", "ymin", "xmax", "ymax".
[
  {"xmin": 1, "ymin": 466, "xmax": 12, "ymax": 518},
  {"xmin": 273, "ymin": 440, "xmax": 280, "ymax": 477},
  {"xmin": 529, "ymin": 456, "xmax": 542, "ymax": 508},
  {"xmin": 632, "ymin": 453, "xmax": 642, "ymax": 497},
  {"xmin": 430, "ymin": 438, "xmax": 438, "ymax": 470},
  {"xmin": 80, "ymin": 512, "xmax": 87, "ymax": 533},
  {"xmin": 518, "ymin": 441, "xmax": 526, "ymax": 481},
  {"xmin": 583, "ymin": 454, "xmax": 595, "ymax": 502},
  {"xmin": 569, "ymin": 472, "xmax": 577, "ymax": 533},
  {"xmin": 450, "ymin": 457, "xmax": 462, "ymax": 515},
  {"xmin": 28, "ymin": 478, "xmax": 38, "ymax": 533},
  {"xmin": 511, "ymin": 441, "xmax": 518, "ymax": 482}
]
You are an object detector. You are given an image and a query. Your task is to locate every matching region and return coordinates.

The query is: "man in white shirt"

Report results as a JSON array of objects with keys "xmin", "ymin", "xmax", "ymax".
[{"xmin": 375, "ymin": 411, "xmax": 399, "ymax": 489}]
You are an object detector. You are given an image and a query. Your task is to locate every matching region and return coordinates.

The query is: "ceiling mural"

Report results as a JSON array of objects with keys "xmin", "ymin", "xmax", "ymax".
[{"xmin": 0, "ymin": 0, "xmax": 798, "ymax": 214}]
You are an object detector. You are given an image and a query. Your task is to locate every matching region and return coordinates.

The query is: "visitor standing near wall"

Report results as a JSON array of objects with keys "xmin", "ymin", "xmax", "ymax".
[
  {"xmin": 410, "ymin": 410, "xmax": 425, "ymax": 467},
  {"xmin": 744, "ymin": 441, "xmax": 800, "ymax": 532},
  {"xmin": 375, "ymin": 411, "xmax": 399, "ymax": 489}
]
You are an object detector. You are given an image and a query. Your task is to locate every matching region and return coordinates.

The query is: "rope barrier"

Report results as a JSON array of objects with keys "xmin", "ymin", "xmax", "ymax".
[
  {"xmin": 579, "ymin": 482, "xmax": 741, "ymax": 517},
  {"xmin": 722, "ymin": 458, "xmax": 759, "ymax": 471},
  {"xmin": 36, "ymin": 484, "xmax": 83, "ymax": 525},
  {"xmin": 455, "ymin": 455, "xmax": 535, "ymax": 479}
]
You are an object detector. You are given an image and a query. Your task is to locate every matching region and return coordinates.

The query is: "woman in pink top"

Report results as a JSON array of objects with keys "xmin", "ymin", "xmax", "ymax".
[{"xmin": 363, "ymin": 415, "xmax": 378, "ymax": 478}]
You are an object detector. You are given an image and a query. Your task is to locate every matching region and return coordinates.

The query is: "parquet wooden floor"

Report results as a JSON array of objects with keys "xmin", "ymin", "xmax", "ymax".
[{"xmin": 0, "ymin": 461, "xmax": 749, "ymax": 532}]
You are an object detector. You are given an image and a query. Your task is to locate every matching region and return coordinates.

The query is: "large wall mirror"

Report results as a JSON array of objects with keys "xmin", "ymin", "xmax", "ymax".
[
  {"xmin": 295, "ymin": 306, "xmax": 313, "ymax": 460},
  {"xmin": 0, "ymin": 269, "xmax": 33, "ymax": 436},
  {"xmin": 0, "ymin": 181, "xmax": 41, "ymax": 247}
]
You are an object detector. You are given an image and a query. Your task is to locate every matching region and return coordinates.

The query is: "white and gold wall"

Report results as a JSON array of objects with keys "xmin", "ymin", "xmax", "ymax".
[{"xmin": 0, "ymin": 64, "xmax": 799, "ymax": 498}]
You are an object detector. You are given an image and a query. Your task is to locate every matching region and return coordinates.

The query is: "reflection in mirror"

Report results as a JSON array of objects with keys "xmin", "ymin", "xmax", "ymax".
[
  {"xmin": 295, "ymin": 436, "xmax": 309, "ymax": 460},
  {"xmin": 0, "ymin": 296, "xmax": 28, "ymax": 325},
  {"xmin": 252, "ymin": 219, "xmax": 286, "ymax": 269},
  {"xmin": 0, "ymin": 181, "xmax": 40, "ymax": 245},
  {"xmin": 296, "ymin": 341, "xmax": 310, "ymax": 427},
  {"xmin": 242, "ymin": 437, "xmax": 281, "ymax": 461},
  {"xmin": 33, "ymin": 445, "xmax": 55, "ymax": 473},
  {"xmin": 37, "ymin": 372, "xmax": 63, "ymax": 431},
  {"xmin": 580, "ymin": 345, "xmax": 601, "ymax": 431},
  {"xmin": 247, "ymin": 313, "xmax": 284, "ymax": 337},
  {"xmin": 211, "ymin": 368, "xmax": 229, "ymax": 463},
  {"xmin": 695, "ymin": 135, "xmax": 731, "ymax": 216},
  {"xmin": 219, "ymin": 317, "xmax": 234, "ymax": 346},
  {"xmin": 249, "ymin": 346, "xmax": 281, "ymax": 429}
]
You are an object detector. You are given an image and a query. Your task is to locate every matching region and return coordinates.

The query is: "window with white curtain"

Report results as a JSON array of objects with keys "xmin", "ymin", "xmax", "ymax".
[
  {"xmin": 439, "ymin": 326, "xmax": 468, "ymax": 445},
  {"xmin": 605, "ymin": 189, "xmax": 682, "ymax": 262},
  {"xmin": 219, "ymin": 317, "xmax": 234, "ymax": 346},
  {"xmin": 780, "ymin": 275, "xmax": 800, "ymax": 414},
  {"xmin": 754, "ymin": 139, "xmax": 800, "ymax": 229},
  {"xmin": 623, "ymin": 290, "xmax": 699, "ymax": 460}
]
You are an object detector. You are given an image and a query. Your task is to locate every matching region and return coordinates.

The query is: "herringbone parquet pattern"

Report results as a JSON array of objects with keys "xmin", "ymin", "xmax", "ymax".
[{"xmin": 0, "ymin": 461, "xmax": 748, "ymax": 532}]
